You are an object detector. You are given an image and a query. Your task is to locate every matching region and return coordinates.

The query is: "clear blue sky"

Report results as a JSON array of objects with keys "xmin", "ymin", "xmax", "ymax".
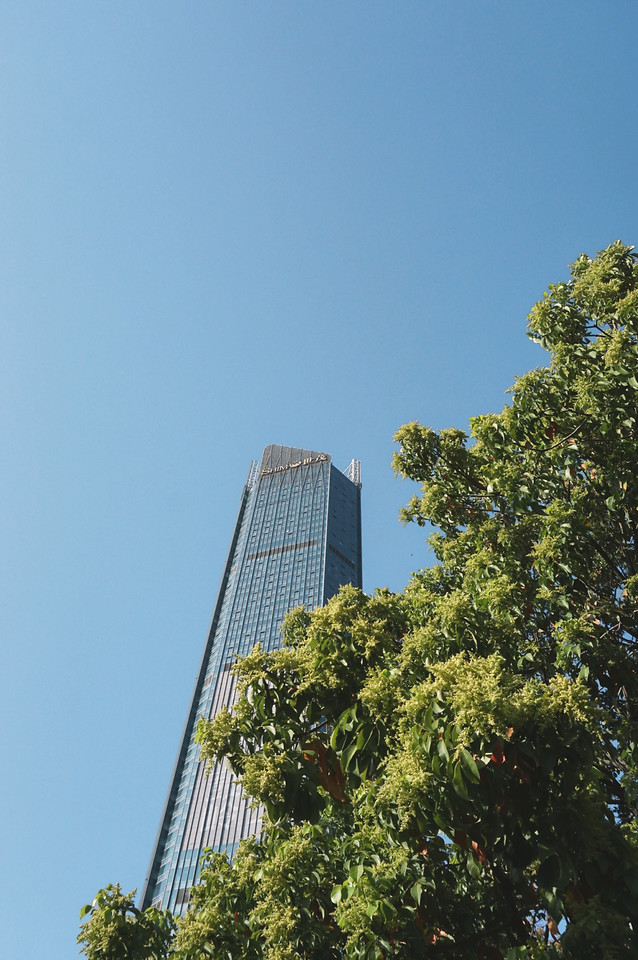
[{"xmin": 1, "ymin": 2, "xmax": 637, "ymax": 956}]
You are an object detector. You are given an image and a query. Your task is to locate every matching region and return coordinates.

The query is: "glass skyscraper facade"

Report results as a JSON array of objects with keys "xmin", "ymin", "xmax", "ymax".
[{"xmin": 141, "ymin": 444, "xmax": 362, "ymax": 913}]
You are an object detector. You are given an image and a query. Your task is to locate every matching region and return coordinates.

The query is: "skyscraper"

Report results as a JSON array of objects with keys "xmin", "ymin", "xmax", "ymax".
[{"xmin": 141, "ymin": 444, "xmax": 362, "ymax": 913}]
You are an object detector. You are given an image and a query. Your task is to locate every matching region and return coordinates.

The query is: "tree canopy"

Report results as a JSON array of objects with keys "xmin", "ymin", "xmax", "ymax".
[{"xmin": 80, "ymin": 242, "xmax": 638, "ymax": 959}]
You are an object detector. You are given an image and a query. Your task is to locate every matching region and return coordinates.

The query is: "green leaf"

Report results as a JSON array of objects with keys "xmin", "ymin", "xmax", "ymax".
[
  {"xmin": 452, "ymin": 761, "xmax": 470, "ymax": 799},
  {"xmin": 538, "ymin": 853, "xmax": 561, "ymax": 889},
  {"xmin": 459, "ymin": 747, "xmax": 480, "ymax": 784},
  {"xmin": 466, "ymin": 850, "xmax": 481, "ymax": 879},
  {"xmin": 410, "ymin": 881, "xmax": 423, "ymax": 904},
  {"xmin": 437, "ymin": 736, "xmax": 449, "ymax": 763},
  {"xmin": 341, "ymin": 741, "xmax": 358, "ymax": 772}
]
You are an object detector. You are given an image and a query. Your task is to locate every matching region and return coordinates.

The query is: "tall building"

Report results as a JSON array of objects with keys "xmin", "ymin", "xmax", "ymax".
[{"xmin": 141, "ymin": 444, "xmax": 362, "ymax": 912}]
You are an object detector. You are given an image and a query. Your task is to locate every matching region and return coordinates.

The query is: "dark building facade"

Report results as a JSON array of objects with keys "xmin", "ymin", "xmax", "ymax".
[{"xmin": 141, "ymin": 444, "xmax": 362, "ymax": 912}]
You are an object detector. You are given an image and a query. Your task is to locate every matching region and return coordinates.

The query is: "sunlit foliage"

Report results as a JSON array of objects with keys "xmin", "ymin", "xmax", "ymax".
[{"xmin": 80, "ymin": 242, "xmax": 638, "ymax": 958}]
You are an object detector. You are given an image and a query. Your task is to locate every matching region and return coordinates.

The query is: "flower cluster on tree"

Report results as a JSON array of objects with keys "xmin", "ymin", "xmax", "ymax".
[{"xmin": 80, "ymin": 242, "xmax": 638, "ymax": 959}]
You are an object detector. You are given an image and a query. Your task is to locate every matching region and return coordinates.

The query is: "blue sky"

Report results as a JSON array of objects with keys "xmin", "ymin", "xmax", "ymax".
[{"xmin": 2, "ymin": 3, "xmax": 637, "ymax": 957}]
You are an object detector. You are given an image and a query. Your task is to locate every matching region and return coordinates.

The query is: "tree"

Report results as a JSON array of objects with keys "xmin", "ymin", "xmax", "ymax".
[
  {"xmin": 80, "ymin": 242, "xmax": 638, "ymax": 959},
  {"xmin": 78, "ymin": 885, "xmax": 175, "ymax": 960}
]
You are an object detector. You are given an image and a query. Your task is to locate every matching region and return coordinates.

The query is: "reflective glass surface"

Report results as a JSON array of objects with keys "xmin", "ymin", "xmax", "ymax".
[{"xmin": 141, "ymin": 446, "xmax": 361, "ymax": 912}]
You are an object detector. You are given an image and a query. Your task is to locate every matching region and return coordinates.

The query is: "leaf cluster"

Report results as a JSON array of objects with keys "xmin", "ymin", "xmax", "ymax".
[{"xmin": 78, "ymin": 885, "xmax": 175, "ymax": 960}]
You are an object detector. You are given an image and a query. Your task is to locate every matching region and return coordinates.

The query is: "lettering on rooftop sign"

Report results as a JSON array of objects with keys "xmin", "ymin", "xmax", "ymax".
[{"xmin": 261, "ymin": 454, "xmax": 328, "ymax": 476}]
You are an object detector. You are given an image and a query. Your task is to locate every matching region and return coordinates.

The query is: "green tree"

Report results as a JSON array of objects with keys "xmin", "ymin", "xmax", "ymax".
[
  {"xmin": 80, "ymin": 242, "xmax": 638, "ymax": 959},
  {"xmin": 78, "ymin": 885, "xmax": 175, "ymax": 960}
]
